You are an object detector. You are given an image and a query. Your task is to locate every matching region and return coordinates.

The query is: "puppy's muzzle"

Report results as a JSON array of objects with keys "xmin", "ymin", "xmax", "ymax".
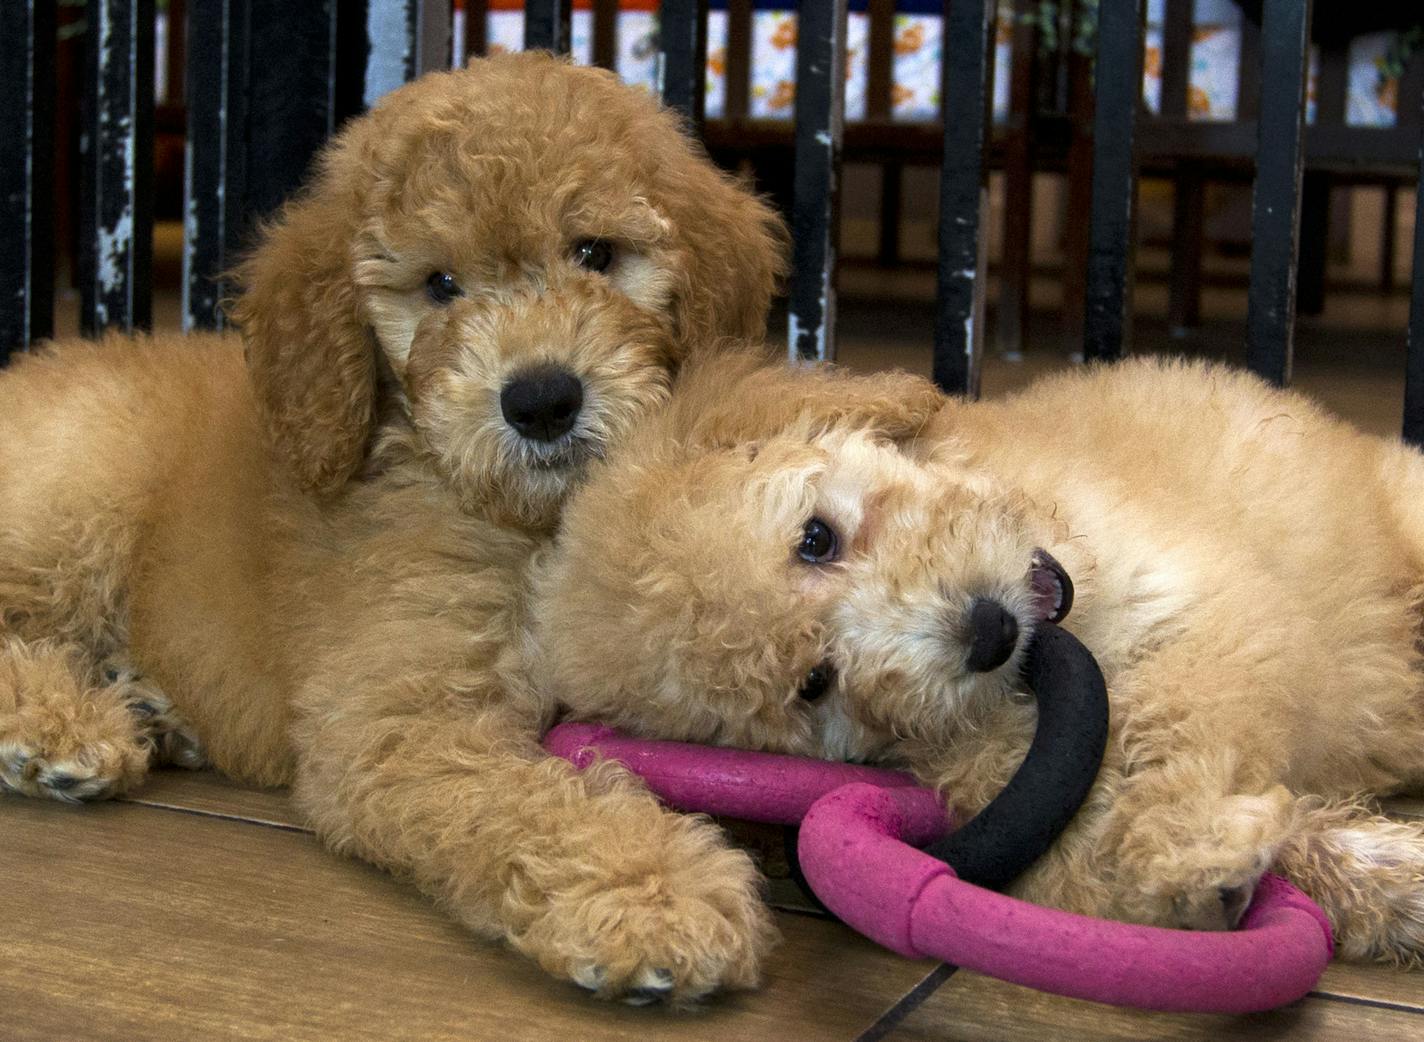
[{"xmin": 500, "ymin": 366, "xmax": 584, "ymax": 442}]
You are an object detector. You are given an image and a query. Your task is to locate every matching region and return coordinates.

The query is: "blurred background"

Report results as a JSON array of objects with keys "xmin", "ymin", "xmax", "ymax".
[{"xmin": 36, "ymin": 0, "xmax": 1424, "ymax": 435}]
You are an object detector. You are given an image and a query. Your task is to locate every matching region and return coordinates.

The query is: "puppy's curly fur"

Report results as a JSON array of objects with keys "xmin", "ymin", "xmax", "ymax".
[
  {"xmin": 0, "ymin": 54, "xmax": 785, "ymax": 1003},
  {"xmin": 532, "ymin": 353, "xmax": 1424, "ymax": 966}
]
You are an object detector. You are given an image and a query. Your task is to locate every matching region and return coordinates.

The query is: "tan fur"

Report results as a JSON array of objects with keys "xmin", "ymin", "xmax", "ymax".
[
  {"xmin": 0, "ymin": 54, "xmax": 786, "ymax": 1003},
  {"xmin": 534, "ymin": 354, "xmax": 1424, "ymax": 965}
]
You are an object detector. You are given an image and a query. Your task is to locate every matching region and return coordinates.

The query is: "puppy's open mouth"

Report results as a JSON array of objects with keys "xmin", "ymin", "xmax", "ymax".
[{"xmin": 1029, "ymin": 548, "xmax": 1073, "ymax": 623}]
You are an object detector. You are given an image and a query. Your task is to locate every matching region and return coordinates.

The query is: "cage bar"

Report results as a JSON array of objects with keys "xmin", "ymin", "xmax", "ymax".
[
  {"xmin": 525, "ymin": 0, "xmax": 572, "ymax": 53},
  {"xmin": 660, "ymin": 0, "xmax": 709, "ymax": 126},
  {"xmin": 788, "ymin": 0, "xmax": 848, "ymax": 363},
  {"xmin": 931, "ymin": 0, "xmax": 996, "ymax": 395},
  {"xmin": 0, "ymin": 0, "xmax": 56, "ymax": 359},
  {"xmin": 80, "ymin": 0, "xmax": 156, "ymax": 336},
  {"xmin": 183, "ymin": 0, "xmax": 247, "ymax": 330},
  {"xmin": 1082, "ymin": 0, "xmax": 1144, "ymax": 363},
  {"xmin": 1244, "ymin": 0, "xmax": 1313, "ymax": 386}
]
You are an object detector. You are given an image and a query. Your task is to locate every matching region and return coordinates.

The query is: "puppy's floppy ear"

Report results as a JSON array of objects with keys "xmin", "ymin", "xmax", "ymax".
[
  {"xmin": 658, "ymin": 141, "xmax": 789, "ymax": 347},
  {"xmin": 230, "ymin": 127, "xmax": 377, "ymax": 497},
  {"xmin": 671, "ymin": 348, "xmax": 945, "ymax": 448}
]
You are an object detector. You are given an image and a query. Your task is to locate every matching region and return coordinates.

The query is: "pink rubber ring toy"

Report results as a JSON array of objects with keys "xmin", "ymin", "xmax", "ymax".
[{"xmin": 544, "ymin": 722, "xmax": 1334, "ymax": 1013}]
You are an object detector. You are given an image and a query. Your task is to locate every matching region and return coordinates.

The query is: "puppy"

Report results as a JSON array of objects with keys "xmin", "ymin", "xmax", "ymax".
[
  {"xmin": 532, "ymin": 353, "xmax": 1424, "ymax": 965},
  {"xmin": 0, "ymin": 54, "xmax": 786, "ymax": 1002}
]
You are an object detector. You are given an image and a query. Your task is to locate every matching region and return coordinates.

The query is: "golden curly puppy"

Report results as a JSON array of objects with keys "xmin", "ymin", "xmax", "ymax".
[
  {"xmin": 532, "ymin": 353, "xmax": 1424, "ymax": 966},
  {"xmin": 0, "ymin": 53, "xmax": 786, "ymax": 1003}
]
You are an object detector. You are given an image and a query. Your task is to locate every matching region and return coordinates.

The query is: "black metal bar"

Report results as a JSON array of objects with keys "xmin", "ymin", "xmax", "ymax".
[
  {"xmin": 363, "ymin": 0, "xmax": 451, "ymax": 107},
  {"xmin": 525, "ymin": 0, "xmax": 572, "ymax": 53},
  {"xmin": 80, "ymin": 0, "xmax": 155, "ymax": 336},
  {"xmin": 244, "ymin": 0, "xmax": 340, "ymax": 238},
  {"xmin": 1082, "ymin": 0, "xmax": 1143, "ymax": 363},
  {"xmin": 184, "ymin": 0, "xmax": 338, "ymax": 331},
  {"xmin": 1244, "ymin": 0, "xmax": 1313, "ymax": 386},
  {"xmin": 0, "ymin": 0, "xmax": 57, "ymax": 359},
  {"xmin": 1403, "ymin": 83, "xmax": 1424, "ymax": 447},
  {"xmin": 788, "ymin": 0, "xmax": 848, "ymax": 364},
  {"xmin": 184, "ymin": 0, "xmax": 247, "ymax": 331},
  {"xmin": 659, "ymin": 0, "xmax": 709, "ymax": 126},
  {"xmin": 931, "ymin": 0, "xmax": 995, "ymax": 394}
]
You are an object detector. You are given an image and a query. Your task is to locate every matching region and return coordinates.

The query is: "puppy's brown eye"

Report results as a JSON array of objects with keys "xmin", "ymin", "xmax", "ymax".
[
  {"xmin": 798, "ymin": 662, "xmax": 836, "ymax": 702},
  {"xmin": 572, "ymin": 238, "xmax": 616, "ymax": 274},
  {"xmin": 426, "ymin": 271, "xmax": 462, "ymax": 304},
  {"xmin": 797, "ymin": 518, "xmax": 838, "ymax": 564}
]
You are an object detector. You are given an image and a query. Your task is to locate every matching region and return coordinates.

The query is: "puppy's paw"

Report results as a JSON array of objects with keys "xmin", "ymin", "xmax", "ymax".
[
  {"xmin": 1114, "ymin": 788, "xmax": 1295, "ymax": 931},
  {"xmin": 101, "ymin": 658, "xmax": 206, "ymax": 769},
  {"xmin": 510, "ymin": 820, "xmax": 777, "ymax": 1006},
  {"xmin": 0, "ymin": 667, "xmax": 151, "ymax": 803}
]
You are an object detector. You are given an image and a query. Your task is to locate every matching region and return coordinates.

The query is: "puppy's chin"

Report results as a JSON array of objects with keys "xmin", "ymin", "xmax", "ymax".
[{"xmin": 450, "ymin": 442, "xmax": 595, "ymax": 530}]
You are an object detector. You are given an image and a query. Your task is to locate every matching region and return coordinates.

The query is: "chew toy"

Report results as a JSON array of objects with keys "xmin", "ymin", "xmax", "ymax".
[{"xmin": 543, "ymin": 623, "xmax": 1333, "ymax": 1013}]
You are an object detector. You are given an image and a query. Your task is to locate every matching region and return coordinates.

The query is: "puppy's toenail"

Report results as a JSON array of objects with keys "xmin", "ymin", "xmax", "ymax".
[
  {"xmin": 44, "ymin": 773, "xmax": 80, "ymax": 791},
  {"xmin": 623, "ymin": 987, "xmax": 668, "ymax": 1006},
  {"xmin": 571, "ymin": 965, "xmax": 606, "ymax": 993},
  {"xmin": 130, "ymin": 701, "xmax": 160, "ymax": 718}
]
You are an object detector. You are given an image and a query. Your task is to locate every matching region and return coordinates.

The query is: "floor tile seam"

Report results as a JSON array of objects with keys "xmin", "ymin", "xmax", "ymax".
[
  {"xmin": 1306, "ymin": 991, "xmax": 1424, "ymax": 1016},
  {"xmin": 850, "ymin": 963, "xmax": 960, "ymax": 1042},
  {"xmin": 115, "ymin": 797, "xmax": 312, "ymax": 835}
]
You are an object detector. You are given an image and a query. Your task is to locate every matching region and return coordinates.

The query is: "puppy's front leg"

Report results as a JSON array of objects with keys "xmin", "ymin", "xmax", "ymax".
[
  {"xmin": 292, "ymin": 697, "xmax": 775, "ymax": 1005},
  {"xmin": 1096, "ymin": 755, "xmax": 1297, "ymax": 931}
]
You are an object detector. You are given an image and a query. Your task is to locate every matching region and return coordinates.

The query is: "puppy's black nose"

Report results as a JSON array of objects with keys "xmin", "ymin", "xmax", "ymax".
[
  {"xmin": 965, "ymin": 598, "xmax": 1019, "ymax": 673},
  {"xmin": 500, "ymin": 367, "xmax": 584, "ymax": 442}
]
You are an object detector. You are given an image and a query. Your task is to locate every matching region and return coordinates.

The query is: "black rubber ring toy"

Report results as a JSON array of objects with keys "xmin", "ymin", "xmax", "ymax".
[
  {"xmin": 786, "ymin": 620, "xmax": 1110, "ymax": 902},
  {"xmin": 925, "ymin": 621, "xmax": 1109, "ymax": 889}
]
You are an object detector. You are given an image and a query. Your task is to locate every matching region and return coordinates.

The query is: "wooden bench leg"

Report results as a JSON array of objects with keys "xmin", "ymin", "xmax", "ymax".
[
  {"xmin": 1296, "ymin": 171, "xmax": 1330, "ymax": 317},
  {"xmin": 877, "ymin": 161, "xmax": 902, "ymax": 268},
  {"xmin": 1381, "ymin": 182, "xmax": 1398, "ymax": 295},
  {"xmin": 998, "ymin": 164, "xmax": 1031, "ymax": 360},
  {"xmin": 1168, "ymin": 168, "xmax": 1204, "ymax": 337}
]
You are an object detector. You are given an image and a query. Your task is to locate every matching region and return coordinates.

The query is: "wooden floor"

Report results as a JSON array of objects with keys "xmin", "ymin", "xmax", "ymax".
[{"xmin": 4, "ymin": 772, "xmax": 1423, "ymax": 1041}]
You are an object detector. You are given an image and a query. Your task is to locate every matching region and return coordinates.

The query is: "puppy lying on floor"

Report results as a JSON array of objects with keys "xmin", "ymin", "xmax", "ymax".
[
  {"xmin": 531, "ymin": 352, "xmax": 1424, "ymax": 965},
  {"xmin": 0, "ymin": 54, "xmax": 788, "ymax": 1002}
]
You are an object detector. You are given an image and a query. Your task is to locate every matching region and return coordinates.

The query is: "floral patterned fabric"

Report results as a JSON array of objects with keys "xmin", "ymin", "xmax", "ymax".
[
  {"xmin": 1141, "ymin": 0, "xmax": 1402, "ymax": 126},
  {"xmin": 462, "ymin": 1, "xmax": 1407, "ymax": 129}
]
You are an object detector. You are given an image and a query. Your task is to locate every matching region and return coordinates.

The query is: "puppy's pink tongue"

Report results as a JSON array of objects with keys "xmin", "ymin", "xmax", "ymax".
[{"xmin": 1030, "ymin": 549, "xmax": 1073, "ymax": 623}]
